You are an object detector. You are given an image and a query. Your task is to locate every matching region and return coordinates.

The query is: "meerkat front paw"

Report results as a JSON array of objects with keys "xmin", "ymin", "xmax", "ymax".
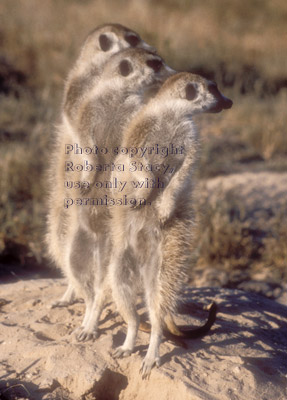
[
  {"xmin": 156, "ymin": 198, "xmax": 173, "ymax": 226},
  {"xmin": 113, "ymin": 345, "xmax": 133, "ymax": 358},
  {"xmin": 157, "ymin": 208, "xmax": 171, "ymax": 226},
  {"xmin": 139, "ymin": 355, "xmax": 160, "ymax": 379},
  {"xmin": 73, "ymin": 326, "xmax": 98, "ymax": 342}
]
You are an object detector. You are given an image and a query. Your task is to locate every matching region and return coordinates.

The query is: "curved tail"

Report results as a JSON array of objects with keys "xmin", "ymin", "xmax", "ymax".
[{"xmin": 139, "ymin": 302, "xmax": 217, "ymax": 347}]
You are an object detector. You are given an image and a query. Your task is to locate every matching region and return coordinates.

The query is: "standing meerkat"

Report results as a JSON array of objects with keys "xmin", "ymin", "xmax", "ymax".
[
  {"xmin": 109, "ymin": 72, "xmax": 232, "ymax": 378},
  {"xmin": 46, "ymin": 24, "xmax": 155, "ymax": 308},
  {"xmin": 59, "ymin": 48, "xmax": 174, "ymax": 341}
]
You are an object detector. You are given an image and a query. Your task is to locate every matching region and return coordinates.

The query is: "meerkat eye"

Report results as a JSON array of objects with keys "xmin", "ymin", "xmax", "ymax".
[
  {"xmin": 146, "ymin": 58, "xmax": 163, "ymax": 73},
  {"xmin": 119, "ymin": 59, "xmax": 133, "ymax": 76},
  {"xmin": 125, "ymin": 33, "xmax": 140, "ymax": 47},
  {"xmin": 99, "ymin": 34, "xmax": 113, "ymax": 52},
  {"xmin": 185, "ymin": 83, "xmax": 197, "ymax": 101}
]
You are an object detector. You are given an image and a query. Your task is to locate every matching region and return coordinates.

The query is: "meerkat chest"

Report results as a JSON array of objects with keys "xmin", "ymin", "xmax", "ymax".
[{"xmin": 141, "ymin": 117, "xmax": 195, "ymax": 170}]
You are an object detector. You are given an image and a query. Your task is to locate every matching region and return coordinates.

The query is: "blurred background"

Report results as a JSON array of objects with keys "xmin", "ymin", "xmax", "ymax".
[{"xmin": 0, "ymin": 0, "xmax": 286, "ymax": 301}]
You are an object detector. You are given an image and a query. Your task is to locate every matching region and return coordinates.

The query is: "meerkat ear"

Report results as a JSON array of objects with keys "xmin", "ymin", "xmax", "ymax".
[
  {"xmin": 125, "ymin": 32, "xmax": 140, "ymax": 47},
  {"xmin": 146, "ymin": 58, "xmax": 163, "ymax": 73},
  {"xmin": 185, "ymin": 83, "xmax": 197, "ymax": 101},
  {"xmin": 99, "ymin": 34, "xmax": 113, "ymax": 52},
  {"xmin": 119, "ymin": 59, "xmax": 133, "ymax": 76}
]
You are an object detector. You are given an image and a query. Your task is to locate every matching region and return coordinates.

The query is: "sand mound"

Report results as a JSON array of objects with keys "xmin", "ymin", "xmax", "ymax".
[{"xmin": 0, "ymin": 278, "xmax": 286, "ymax": 399}]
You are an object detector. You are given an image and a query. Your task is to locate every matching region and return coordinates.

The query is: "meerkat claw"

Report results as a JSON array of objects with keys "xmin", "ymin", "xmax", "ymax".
[
  {"xmin": 73, "ymin": 327, "xmax": 97, "ymax": 342},
  {"xmin": 113, "ymin": 346, "xmax": 132, "ymax": 358},
  {"xmin": 140, "ymin": 356, "xmax": 160, "ymax": 379}
]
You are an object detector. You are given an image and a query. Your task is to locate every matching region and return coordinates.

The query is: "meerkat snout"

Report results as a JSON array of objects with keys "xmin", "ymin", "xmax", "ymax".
[
  {"xmin": 146, "ymin": 55, "xmax": 174, "ymax": 80},
  {"xmin": 124, "ymin": 31, "xmax": 140, "ymax": 47},
  {"xmin": 146, "ymin": 58, "xmax": 163, "ymax": 73},
  {"xmin": 124, "ymin": 31, "xmax": 157, "ymax": 53},
  {"xmin": 207, "ymin": 82, "xmax": 233, "ymax": 112}
]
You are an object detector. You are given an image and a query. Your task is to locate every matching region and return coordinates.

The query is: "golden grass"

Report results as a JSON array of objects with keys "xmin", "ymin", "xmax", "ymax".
[{"xmin": 1, "ymin": 0, "xmax": 287, "ymax": 85}]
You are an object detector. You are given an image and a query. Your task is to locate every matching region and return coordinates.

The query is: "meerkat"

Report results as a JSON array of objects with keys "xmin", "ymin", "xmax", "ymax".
[
  {"xmin": 58, "ymin": 48, "xmax": 174, "ymax": 341},
  {"xmin": 109, "ymin": 72, "xmax": 232, "ymax": 378},
  {"xmin": 63, "ymin": 23, "xmax": 154, "ymax": 127},
  {"xmin": 46, "ymin": 24, "xmax": 155, "ymax": 308}
]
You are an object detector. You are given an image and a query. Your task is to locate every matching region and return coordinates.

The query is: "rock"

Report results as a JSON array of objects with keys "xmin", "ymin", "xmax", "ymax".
[
  {"xmin": 0, "ymin": 278, "xmax": 286, "ymax": 400},
  {"xmin": 44, "ymin": 344, "xmax": 108, "ymax": 398}
]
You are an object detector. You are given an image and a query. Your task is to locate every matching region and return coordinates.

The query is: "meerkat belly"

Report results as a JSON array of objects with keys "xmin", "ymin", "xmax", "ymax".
[{"xmin": 124, "ymin": 209, "xmax": 161, "ymax": 265}]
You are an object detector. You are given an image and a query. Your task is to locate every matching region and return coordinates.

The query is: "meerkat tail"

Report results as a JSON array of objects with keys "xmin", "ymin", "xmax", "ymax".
[
  {"xmin": 164, "ymin": 302, "xmax": 217, "ymax": 339},
  {"xmin": 139, "ymin": 302, "xmax": 217, "ymax": 342}
]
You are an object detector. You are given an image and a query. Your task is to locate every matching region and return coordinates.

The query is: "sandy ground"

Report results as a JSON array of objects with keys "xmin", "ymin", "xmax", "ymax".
[{"xmin": 0, "ymin": 278, "xmax": 286, "ymax": 400}]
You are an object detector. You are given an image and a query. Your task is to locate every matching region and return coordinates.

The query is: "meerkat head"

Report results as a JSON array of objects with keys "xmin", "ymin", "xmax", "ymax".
[
  {"xmin": 157, "ymin": 72, "xmax": 233, "ymax": 115},
  {"xmin": 78, "ymin": 23, "xmax": 155, "ymax": 71},
  {"xmin": 100, "ymin": 47, "xmax": 174, "ymax": 94}
]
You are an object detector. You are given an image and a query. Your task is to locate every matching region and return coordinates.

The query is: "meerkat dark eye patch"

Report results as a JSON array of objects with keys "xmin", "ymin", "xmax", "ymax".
[
  {"xmin": 185, "ymin": 83, "xmax": 197, "ymax": 100},
  {"xmin": 146, "ymin": 58, "xmax": 163, "ymax": 73},
  {"xmin": 125, "ymin": 33, "xmax": 140, "ymax": 47},
  {"xmin": 119, "ymin": 59, "xmax": 133, "ymax": 76},
  {"xmin": 99, "ymin": 34, "xmax": 112, "ymax": 52}
]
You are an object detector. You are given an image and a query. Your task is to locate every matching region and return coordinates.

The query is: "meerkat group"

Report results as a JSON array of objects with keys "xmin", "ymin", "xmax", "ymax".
[{"xmin": 46, "ymin": 23, "xmax": 232, "ymax": 378}]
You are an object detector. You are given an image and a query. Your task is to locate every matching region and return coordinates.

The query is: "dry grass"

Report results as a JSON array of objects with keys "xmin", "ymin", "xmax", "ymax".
[
  {"xmin": 191, "ymin": 173, "xmax": 287, "ymax": 297},
  {"xmin": 0, "ymin": 0, "xmax": 286, "ymax": 292},
  {"xmin": 196, "ymin": 175, "xmax": 287, "ymax": 271},
  {"xmin": 1, "ymin": 0, "xmax": 287, "ymax": 86}
]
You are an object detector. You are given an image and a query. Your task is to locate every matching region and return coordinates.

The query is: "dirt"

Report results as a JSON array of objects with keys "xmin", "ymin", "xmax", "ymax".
[{"xmin": 0, "ymin": 278, "xmax": 286, "ymax": 400}]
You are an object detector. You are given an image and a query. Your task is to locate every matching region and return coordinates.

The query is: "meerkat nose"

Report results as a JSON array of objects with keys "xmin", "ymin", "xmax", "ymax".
[
  {"xmin": 145, "ymin": 44, "xmax": 157, "ymax": 53},
  {"xmin": 208, "ymin": 82, "xmax": 233, "ymax": 110},
  {"xmin": 222, "ymin": 96, "xmax": 233, "ymax": 109}
]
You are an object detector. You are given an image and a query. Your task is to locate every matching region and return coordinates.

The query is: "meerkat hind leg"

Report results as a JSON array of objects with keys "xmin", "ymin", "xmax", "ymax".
[
  {"xmin": 76, "ymin": 234, "xmax": 111, "ymax": 341},
  {"xmin": 113, "ymin": 309, "xmax": 139, "ymax": 358},
  {"xmin": 140, "ymin": 319, "xmax": 161, "ymax": 379},
  {"xmin": 111, "ymin": 250, "xmax": 139, "ymax": 358},
  {"xmin": 74, "ymin": 295, "xmax": 94, "ymax": 341},
  {"xmin": 68, "ymin": 228, "xmax": 99, "ymax": 341},
  {"xmin": 113, "ymin": 295, "xmax": 139, "ymax": 358},
  {"xmin": 140, "ymin": 297, "xmax": 162, "ymax": 379},
  {"xmin": 76, "ymin": 285, "xmax": 106, "ymax": 341},
  {"xmin": 139, "ymin": 252, "xmax": 164, "ymax": 379}
]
